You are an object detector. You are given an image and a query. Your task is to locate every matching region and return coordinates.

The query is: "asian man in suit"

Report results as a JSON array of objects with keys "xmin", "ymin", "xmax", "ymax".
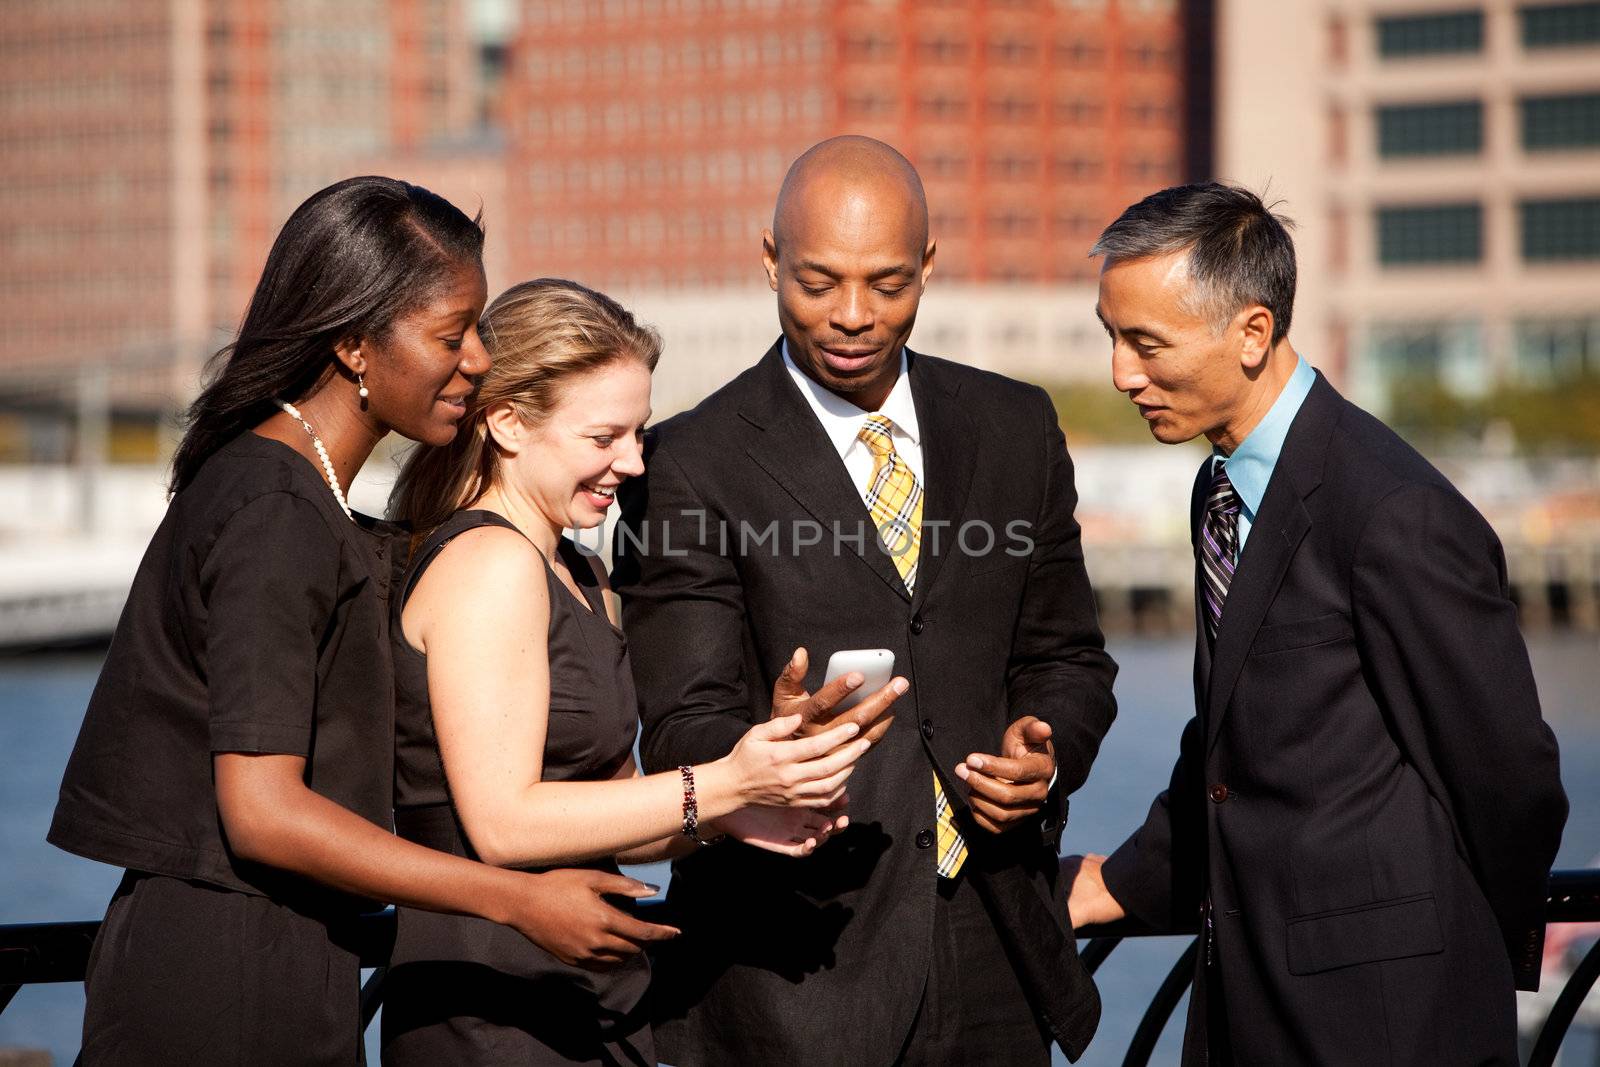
[
  {"xmin": 612, "ymin": 136, "xmax": 1118, "ymax": 1064},
  {"xmin": 1065, "ymin": 182, "xmax": 1568, "ymax": 1065}
]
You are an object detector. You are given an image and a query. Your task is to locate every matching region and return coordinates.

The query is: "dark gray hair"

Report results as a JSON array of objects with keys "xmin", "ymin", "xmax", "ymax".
[{"xmin": 1090, "ymin": 182, "xmax": 1297, "ymax": 343}]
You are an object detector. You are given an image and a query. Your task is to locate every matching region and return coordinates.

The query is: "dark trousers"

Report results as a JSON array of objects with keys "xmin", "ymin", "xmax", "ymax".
[
  {"xmin": 894, "ymin": 872, "xmax": 1053, "ymax": 1067},
  {"xmin": 81, "ymin": 871, "xmax": 363, "ymax": 1066}
]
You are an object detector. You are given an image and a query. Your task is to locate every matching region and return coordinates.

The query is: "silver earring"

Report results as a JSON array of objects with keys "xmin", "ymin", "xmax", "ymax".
[{"xmin": 357, "ymin": 374, "xmax": 369, "ymax": 400}]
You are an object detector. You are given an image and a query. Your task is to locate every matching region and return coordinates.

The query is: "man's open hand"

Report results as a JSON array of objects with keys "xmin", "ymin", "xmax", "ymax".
[{"xmin": 955, "ymin": 715, "xmax": 1055, "ymax": 833}]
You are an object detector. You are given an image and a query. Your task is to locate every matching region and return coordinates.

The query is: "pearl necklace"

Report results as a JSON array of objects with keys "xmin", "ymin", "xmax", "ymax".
[{"xmin": 275, "ymin": 399, "xmax": 355, "ymax": 522}]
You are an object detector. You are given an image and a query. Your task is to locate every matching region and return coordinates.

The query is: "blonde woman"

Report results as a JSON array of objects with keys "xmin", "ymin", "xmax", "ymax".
[{"xmin": 382, "ymin": 279, "xmax": 905, "ymax": 1064}]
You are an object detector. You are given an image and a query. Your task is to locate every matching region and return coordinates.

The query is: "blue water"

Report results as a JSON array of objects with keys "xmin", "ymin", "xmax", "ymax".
[{"xmin": 3, "ymin": 635, "xmax": 1597, "ymax": 1065}]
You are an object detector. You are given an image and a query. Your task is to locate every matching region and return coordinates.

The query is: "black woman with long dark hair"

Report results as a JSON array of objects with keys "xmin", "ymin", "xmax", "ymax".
[{"xmin": 48, "ymin": 176, "xmax": 677, "ymax": 1065}]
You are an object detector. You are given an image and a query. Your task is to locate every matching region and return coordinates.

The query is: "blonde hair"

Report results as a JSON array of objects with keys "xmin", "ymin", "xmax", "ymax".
[{"xmin": 389, "ymin": 278, "xmax": 662, "ymax": 538}]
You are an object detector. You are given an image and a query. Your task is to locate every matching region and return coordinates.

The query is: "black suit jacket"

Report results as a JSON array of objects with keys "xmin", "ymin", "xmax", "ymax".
[
  {"xmin": 1102, "ymin": 373, "xmax": 1568, "ymax": 1065},
  {"xmin": 613, "ymin": 342, "xmax": 1118, "ymax": 1064}
]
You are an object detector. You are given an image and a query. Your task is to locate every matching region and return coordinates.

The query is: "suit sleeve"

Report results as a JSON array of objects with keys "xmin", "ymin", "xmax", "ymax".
[
  {"xmin": 1099, "ymin": 716, "xmax": 1207, "ymax": 932},
  {"xmin": 613, "ymin": 433, "xmax": 753, "ymax": 772},
  {"xmin": 1006, "ymin": 387, "xmax": 1118, "ymax": 809},
  {"xmin": 1352, "ymin": 481, "xmax": 1567, "ymax": 990}
]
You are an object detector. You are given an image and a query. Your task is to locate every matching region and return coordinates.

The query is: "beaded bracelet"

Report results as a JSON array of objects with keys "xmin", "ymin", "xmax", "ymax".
[{"xmin": 678, "ymin": 765, "xmax": 725, "ymax": 846}]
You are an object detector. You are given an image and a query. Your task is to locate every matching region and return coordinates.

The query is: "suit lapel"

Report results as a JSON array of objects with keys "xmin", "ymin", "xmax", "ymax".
[
  {"xmin": 1203, "ymin": 374, "xmax": 1338, "ymax": 752},
  {"xmin": 907, "ymin": 353, "xmax": 977, "ymax": 608},
  {"xmin": 739, "ymin": 341, "xmax": 911, "ymax": 601}
]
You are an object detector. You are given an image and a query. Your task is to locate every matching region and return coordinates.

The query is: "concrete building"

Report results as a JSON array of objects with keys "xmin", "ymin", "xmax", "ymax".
[
  {"xmin": 1217, "ymin": 0, "xmax": 1600, "ymax": 410},
  {"xmin": 0, "ymin": 0, "xmax": 477, "ymax": 461}
]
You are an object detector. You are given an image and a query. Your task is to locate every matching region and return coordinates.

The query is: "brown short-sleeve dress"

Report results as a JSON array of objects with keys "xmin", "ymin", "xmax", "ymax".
[{"xmin": 48, "ymin": 432, "xmax": 402, "ymax": 1065}]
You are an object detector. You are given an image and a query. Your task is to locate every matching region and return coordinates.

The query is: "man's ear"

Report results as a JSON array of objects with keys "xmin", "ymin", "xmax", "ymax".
[
  {"xmin": 483, "ymin": 401, "xmax": 527, "ymax": 455},
  {"xmin": 1237, "ymin": 306, "xmax": 1274, "ymax": 370},
  {"xmin": 333, "ymin": 336, "xmax": 365, "ymax": 377},
  {"xmin": 761, "ymin": 229, "xmax": 780, "ymax": 292},
  {"xmin": 920, "ymin": 238, "xmax": 937, "ymax": 287}
]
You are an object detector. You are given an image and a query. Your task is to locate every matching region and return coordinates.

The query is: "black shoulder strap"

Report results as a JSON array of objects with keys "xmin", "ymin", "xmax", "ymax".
[{"xmin": 400, "ymin": 510, "xmax": 528, "ymax": 609}]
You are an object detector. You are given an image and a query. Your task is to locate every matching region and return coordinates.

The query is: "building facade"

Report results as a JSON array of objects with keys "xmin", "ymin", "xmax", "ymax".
[
  {"xmin": 502, "ymin": 0, "xmax": 1196, "ymax": 396},
  {"xmin": 0, "ymin": 0, "xmax": 475, "ymax": 395},
  {"xmin": 1218, "ymin": 0, "xmax": 1600, "ymax": 410}
]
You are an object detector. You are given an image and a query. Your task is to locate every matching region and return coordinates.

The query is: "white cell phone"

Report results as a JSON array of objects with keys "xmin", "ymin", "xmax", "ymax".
[{"xmin": 822, "ymin": 648, "xmax": 896, "ymax": 712}]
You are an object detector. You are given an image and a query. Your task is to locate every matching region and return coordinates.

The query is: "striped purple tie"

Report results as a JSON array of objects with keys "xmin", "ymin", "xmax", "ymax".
[{"xmin": 1200, "ymin": 463, "xmax": 1240, "ymax": 644}]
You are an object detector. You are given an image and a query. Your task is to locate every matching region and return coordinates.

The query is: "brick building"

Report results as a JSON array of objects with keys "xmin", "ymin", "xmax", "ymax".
[{"xmin": 504, "ymin": 0, "xmax": 1199, "ymax": 291}]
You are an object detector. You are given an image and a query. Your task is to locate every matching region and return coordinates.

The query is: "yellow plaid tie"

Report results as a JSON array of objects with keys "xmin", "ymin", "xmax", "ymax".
[{"xmin": 857, "ymin": 414, "xmax": 967, "ymax": 879}]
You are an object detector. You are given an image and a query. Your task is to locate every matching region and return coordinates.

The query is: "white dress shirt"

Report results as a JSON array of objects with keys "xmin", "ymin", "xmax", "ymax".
[{"xmin": 781, "ymin": 340, "xmax": 924, "ymax": 502}]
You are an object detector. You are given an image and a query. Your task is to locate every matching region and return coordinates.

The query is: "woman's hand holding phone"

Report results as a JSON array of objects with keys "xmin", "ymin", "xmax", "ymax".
[
  {"xmin": 720, "ymin": 712, "xmax": 868, "ymax": 809},
  {"xmin": 690, "ymin": 647, "xmax": 906, "ymax": 855}
]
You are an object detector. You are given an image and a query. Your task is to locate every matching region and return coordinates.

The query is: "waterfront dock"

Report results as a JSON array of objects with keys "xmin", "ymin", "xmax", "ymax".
[{"xmin": 4, "ymin": 454, "xmax": 1598, "ymax": 649}]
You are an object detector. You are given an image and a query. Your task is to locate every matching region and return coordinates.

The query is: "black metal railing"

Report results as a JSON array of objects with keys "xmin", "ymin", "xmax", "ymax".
[{"xmin": 3, "ymin": 869, "xmax": 1597, "ymax": 1065}]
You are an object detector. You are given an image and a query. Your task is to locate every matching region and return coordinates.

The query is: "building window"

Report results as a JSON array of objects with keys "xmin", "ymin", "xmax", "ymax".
[
  {"xmin": 987, "ymin": 209, "xmax": 1039, "ymax": 237},
  {"xmin": 1128, "ymin": 157, "xmax": 1173, "ymax": 182},
  {"xmin": 916, "ymin": 92, "xmax": 969, "ymax": 119},
  {"xmin": 987, "ymin": 38, "xmax": 1038, "ymax": 64},
  {"xmin": 986, "ymin": 95, "xmax": 1039, "ymax": 121},
  {"xmin": 843, "ymin": 34, "xmax": 896, "ymax": 61},
  {"xmin": 843, "ymin": 92, "xmax": 895, "ymax": 117},
  {"xmin": 1052, "ymin": 212, "xmax": 1101, "ymax": 237},
  {"xmin": 987, "ymin": 154, "xmax": 1039, "ymax": 179},
  {"xmin": 1521, "ymin": 197, "xmax": 1600, "ymax": 259},
  {"xmin": 1056, "ymin": 39, "xmax": 1104, "ymax": 66},
  {"xmin": 1051, "ymin": 154, "xmax": 1104, "ymax": 180},
  {"xmin": 1376, "ymin": 10, "xmax": 1484, "ymax": 57},
  {"xmin": 1377, "ymin": 101, "xmax": 1482, "ymax": 156},
  {"xmin": 1367, "ymin": 321, "xmax": 1484, "ymax": 388},
  {"xmin": 916, "ymin": 36, "xmax": 968, "ymax": 62},
  {"xmin": 1521, "ymin": 92, "xmax": 1600, "ymax": 149},
  {"xmin": 1125, "ymin": 42, "xmax": 1170, "ymax": 67},
  {"xmin": 1514, "ymin": 316, "xmax": 1600, "ymax": 382},
  {"xmin": 1055, "ymin": 97, "xmax": 1104, "ymax": 124},
  {"xmin": 1520, "ymin": 1, "xmax": 1600, "ymax": 47},
  {"xmin": 1127, "ymin": 100, "xmax": 1174, "ymax": 126},
  {"xmin": 1377, "ymin": 204, "xmax": 1482, "ymax": 264}
]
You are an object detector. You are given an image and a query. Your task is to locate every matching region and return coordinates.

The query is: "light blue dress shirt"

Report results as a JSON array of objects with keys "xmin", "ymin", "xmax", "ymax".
[{"xmin": 1214, "ymin": 357, "xmax": 1315, "ymax": 550}]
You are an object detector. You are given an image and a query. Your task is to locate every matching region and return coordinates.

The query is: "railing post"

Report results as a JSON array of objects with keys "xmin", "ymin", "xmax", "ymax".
[{"xmin": 1528, "ymin": 937, "xmax": 1600, "ymax": 1067}]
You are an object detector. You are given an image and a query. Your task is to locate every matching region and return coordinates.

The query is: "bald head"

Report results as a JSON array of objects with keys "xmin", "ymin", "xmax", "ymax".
[
  {"xmin": 762, "ymin": 137, "xmax": 935, "ymax": 412},
  {"xmin": 771, "ymin": 136, "xmax": 929, "ymax": 254}
]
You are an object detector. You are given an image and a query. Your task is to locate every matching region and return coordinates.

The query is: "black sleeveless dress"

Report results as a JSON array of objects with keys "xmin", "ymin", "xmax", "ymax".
[{"xmin": 380, "ymin": 510, "xmax": 653, "ymax": 1067}]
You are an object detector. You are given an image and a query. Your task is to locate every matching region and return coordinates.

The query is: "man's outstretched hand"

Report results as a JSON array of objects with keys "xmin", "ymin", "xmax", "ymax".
[
  {"xmin": 955, "ymin": 715, "xmax": 1055, "ymax": 833},
  {"xmin": 769, "ymin": 647, "xmax": 904, "ymax": 746}
]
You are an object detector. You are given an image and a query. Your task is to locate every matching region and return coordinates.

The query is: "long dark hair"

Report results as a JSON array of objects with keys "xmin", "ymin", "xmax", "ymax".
[{"xmin": 169, "ymin": 175, "xmax": 484, "ymax": 493}]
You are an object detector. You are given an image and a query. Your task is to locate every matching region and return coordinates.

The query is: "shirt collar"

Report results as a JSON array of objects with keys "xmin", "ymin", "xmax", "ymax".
[
  {"xmin": 1216, "ymin": 356, "xmax": 1315, "ymax": 515},
  {"xmin": 781, "ymin": 339, "xmax": 919, "ymax": 458}
]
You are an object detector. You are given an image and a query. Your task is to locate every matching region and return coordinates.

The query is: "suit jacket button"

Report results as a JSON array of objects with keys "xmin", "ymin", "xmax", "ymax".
[
  {"xmin": 1209, "ymin": 784, "xmax": 1230, "ymax": 804},
  {"xmin": 910, "ymin": 616, "xmax": 925, "ymax": 634},
  {"xmin": 916, "ymin": 829, "xmax": 934, "ymax": 849},
  {"xmin": 921, "ymin": 719, "xmax": 934, "ymax": 739}
]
